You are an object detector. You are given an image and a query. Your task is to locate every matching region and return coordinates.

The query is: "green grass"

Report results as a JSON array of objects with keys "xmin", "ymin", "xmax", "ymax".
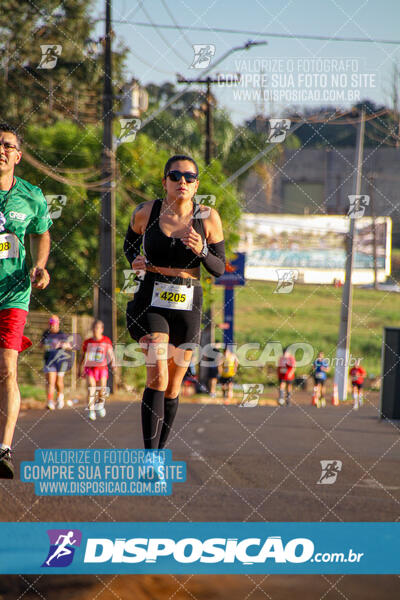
[
  {"xmin": 20, "ymin": 384, "xmax": 45, "ymax": 402},
  {"xmin": 213, "ymin": 280, "xmax": 396, "ymax": 379}
]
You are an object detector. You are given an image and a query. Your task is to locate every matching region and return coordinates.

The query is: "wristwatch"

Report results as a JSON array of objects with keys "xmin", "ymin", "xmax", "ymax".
[{"xmin": 199, "ymin": 240, "xmax": 209, "ymax": 258}]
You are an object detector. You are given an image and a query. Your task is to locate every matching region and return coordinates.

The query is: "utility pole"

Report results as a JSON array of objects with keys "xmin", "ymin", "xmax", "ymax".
[
  {"xmin": 368, "ymin": 175, "xmax": 379, "ymax": 289},
  {"xmin": 177, "ymin": 75, "xmax": 240, "ymax": 388},
  {"xmin": 177, "ymin": 75, "xmax": 240, "ymax": 163},
  {"xmin": 205, "ymin": 78, "xmax": 213, "ymax": 165},
  {"xmin": 334, "ymin": 109, "xmax": 366, "ymax": 401},
  {"xmin": 98, "ymin": 0, "xmax": 116, "ymax": 390}
]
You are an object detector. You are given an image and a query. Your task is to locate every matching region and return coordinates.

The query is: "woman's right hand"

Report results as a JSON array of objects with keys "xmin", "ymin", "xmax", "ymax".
[{"xmin": 131, "ymin": 255, "xmax": 147, "ymax": 274}]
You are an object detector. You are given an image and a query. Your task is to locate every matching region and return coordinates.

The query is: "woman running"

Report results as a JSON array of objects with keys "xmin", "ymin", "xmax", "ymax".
[
  {"xmin": 78, "ymin": 320, "xmax": 116, "ymax": 421},
  {"xmin": 124, "ymin": 154, "xmax": 225, "ymax": 451},
  {"xmin": 41, "ymin": 315, "xmax": 73, "ymax": 410}
]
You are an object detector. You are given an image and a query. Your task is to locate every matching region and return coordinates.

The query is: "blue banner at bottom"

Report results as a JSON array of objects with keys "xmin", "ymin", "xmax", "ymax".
[{"xmin": 1, "ymin": 522, "xmax": 399, "ymax": 574}]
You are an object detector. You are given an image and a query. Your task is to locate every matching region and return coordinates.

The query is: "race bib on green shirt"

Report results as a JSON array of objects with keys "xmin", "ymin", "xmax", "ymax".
[
  {"xmin": 0, "ymin": 233, "xmax": 19, "ymax": 259},
  {"xmin": 0, "ymin": 177, "xmax": 52, "ymax": 311}
]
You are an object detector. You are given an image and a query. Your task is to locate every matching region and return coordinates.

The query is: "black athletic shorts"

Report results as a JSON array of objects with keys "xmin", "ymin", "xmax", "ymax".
[
  {"xmin": 219, "ymin": 376, "xmax": 234, "ymax": 385},
  {"xmin": 314, "ymin": 376, "xmax": 326, "ymax": 386},
  {"xmin": 352, "ymin": 382, "xmax": 363, "ymax": 390},
  {"xmin": 126, "ymin": 272, "xmax": 203, "ymax": 347},
  {"xmin": 208, "ymin": 366, "xmax": 219, "ymax": 379}
]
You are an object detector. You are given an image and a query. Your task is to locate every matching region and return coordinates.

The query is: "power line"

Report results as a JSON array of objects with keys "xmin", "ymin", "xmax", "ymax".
[
  {"xmin": 129, "ymin": 47, "xmax": 175, "ymax": 74},
  {"xmin": 138, "ymin": 3, "xmax": 188, "ymax": 65},
  {"xmin": 160, "ymin": 0, "xmax": 193, "ymax": 49},
  {"xmin": 111, "ymin": 20, "xmax": 400, "ymax": 45}
]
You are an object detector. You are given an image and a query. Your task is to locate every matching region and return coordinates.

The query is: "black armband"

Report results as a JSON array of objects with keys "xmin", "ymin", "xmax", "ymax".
[
  {"xmin": 201, "ymin": 240, "xmax": 226, "ymax": 277},
  {"xmin": 124, "ymin": 226, "xmax": 142, "ymax": 265}
]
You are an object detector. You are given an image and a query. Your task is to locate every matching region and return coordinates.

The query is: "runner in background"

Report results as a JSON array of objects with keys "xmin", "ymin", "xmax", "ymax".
[
  {"xmin": 219, "ymin": 345, "xmax": 239, "ymax": 404},
  {"xmin": 78, "ymin": 320, "xmax": 116, "ymax": 421},
  {"xmin": 277, "ymin": 347, "xmax": 296, "ymax": 406},
  {"xmin": 204, "ymin": 343, "xmax": 221, "ymax": 399},
  {"xmin": 41, "ymin": 315, "xmax": 73, "ymax": 410},
  {"xmin": 312, "ymin": 351, "xmax": 330, "ymax": 408},
  {"xmin": 0, "ymin": 123, "xmax": 52, "ymax": 479},
  {"xmin": 182, "ymin": 361, "xmax": 198, "ymax": 397},
  {"xmin": 349, "ymin": 359, "xmax": 367, "ymax": 410}
]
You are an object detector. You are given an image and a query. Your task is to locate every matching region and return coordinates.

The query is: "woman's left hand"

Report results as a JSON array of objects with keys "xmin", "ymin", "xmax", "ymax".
[{"xmin": 181, "ymin": 226, "xmax": 203, "ymax": 255}]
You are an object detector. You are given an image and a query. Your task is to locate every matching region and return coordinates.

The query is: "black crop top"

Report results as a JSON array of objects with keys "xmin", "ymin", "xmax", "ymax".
[{"xmin": 143, "ymin": 199, "xmax": 205, "ymax": 269}]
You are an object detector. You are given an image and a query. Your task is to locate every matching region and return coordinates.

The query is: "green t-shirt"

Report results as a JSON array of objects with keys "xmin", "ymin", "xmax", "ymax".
[{"xmin": 0, "ymin": 176, "xmax": 52, "ymax": 311}]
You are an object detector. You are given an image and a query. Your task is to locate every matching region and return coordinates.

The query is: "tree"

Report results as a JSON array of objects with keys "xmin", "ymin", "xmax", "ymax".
[
  {"xmin": 142, "ymin": 81, "xmax": 300, "ymax": 185},
  {"xmin": 0, "ymin": 0, "xmax": 126, "ymax": 127},
  {"xmin": 20, "ymin": 122, "xmax": 103, "ymax": 314}
]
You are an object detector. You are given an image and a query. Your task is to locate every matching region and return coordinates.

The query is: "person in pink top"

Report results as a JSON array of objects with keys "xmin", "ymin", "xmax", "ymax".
[
  {"xmin": 78, "ymin": 320, "xmax": 116, "ymax": 421},
  {"xmin": 277, "ymin": 347, "xmax": 296, "ymax": 406}
]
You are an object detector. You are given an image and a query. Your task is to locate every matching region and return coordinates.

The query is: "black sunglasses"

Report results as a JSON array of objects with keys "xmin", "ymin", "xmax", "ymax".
[{"xmin": 167, "ymin": 170, "xmax": 198, "ymax": 183}]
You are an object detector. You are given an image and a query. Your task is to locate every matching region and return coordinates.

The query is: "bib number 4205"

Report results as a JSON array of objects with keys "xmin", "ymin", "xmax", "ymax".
[
  {"xmin": 159, "ymin": 291, "xmax": 186, "ymax": 303},
  {"xmin": 151, "ymin": 281, "xmax": 194, "ymax": 311}
]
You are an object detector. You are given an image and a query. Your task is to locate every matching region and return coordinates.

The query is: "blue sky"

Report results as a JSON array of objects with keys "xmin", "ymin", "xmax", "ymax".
[{"xmin": 92, "ymin": 0, "xmax": 400, "ymax": 123}]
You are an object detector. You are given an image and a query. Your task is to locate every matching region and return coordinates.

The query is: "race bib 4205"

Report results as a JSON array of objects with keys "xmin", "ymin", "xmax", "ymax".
[{"xmin": 151, "ymin": 281, "xmax": 194, "ymax": 311}]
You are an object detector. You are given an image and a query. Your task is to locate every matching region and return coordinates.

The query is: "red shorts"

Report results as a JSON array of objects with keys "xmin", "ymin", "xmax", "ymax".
[
  {"xmin": 277, "ymin": 370, "xmax": 294, "ymax": 382},
  {"xmin": 84, "ymin": 366, "xmax": 108, "ymax": 382},
  {"xmin": 0, "ymin": 308, "xmax": 31, "ymax": 352}
]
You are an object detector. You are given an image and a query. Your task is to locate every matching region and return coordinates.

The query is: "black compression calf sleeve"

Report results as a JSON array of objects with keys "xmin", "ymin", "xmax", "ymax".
[
  {"xmin": 201, "ymin": 240, "xmax": 226, "ymax": 277},
  {"xmin": 141, "ymin": 387, "xmax": 165, "ymax": 449},
  {"xmin": 158, "ymin": 395, "xmax": 179, "ymax": 449},
  {"xmin": 124, "ymin": 226, "xmax": 142, "ymax": 266}
]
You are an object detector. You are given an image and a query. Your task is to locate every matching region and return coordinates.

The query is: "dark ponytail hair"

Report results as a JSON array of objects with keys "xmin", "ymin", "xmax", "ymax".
[{"xmin": 163, "ymin": 154, "xmax": 199, "ymax": 179}]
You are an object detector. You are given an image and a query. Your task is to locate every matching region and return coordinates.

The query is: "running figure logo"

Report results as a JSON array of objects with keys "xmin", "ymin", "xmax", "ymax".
[
  {"xmin": 116, "ymin": 118, "xmax": 141, "ymax": 145},
  {"xmin": 45, "ymin": 195, "xmax": 67, "ymax": 220},
  {"xmin": 121, "ymin": 270, "xmax": 140, "ymax": 294},
  {"xmin": 240, "ymin": 384, "xmax": 264, "ymax": 407},
  {"xmin": 89, "ymin": 386, "xmax": 110, "ymax": 412},
  {"xmin": 37, "ymin": 45, "xmax": 62, "ymax": 69},
  {"xmin": 274, "ymin": 269, "xmax": 298, "ymax": 294},
  {"xmin": 317, "ymin": 460, "xmax": 342, "ymax": 484},
  {"xmin": 347, "ymin": 195, "xmax": 370, "ymax": 219},
  {"xmin": 190, "ymin": 44, "xmax": 216, "ymax": 69},
  {"xmin": 42, "ymin": 529, "xmax": 82, "ymax": 567},
  {"xmin": 193, "ymin": 195, "xmax": 216, "ymax": 219},
  {"xmin": 0, "ymin": 212, "xmax": 6, "ymax": 232},
  {"xmin": 267, "ymin": 119, "xmax": 291, "ymax": 143}
]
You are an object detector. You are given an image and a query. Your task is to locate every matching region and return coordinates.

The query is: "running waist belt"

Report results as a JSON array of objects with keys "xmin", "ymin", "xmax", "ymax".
[{"xmin": 144, "ymin": 272, "xmax": 202, "ymax": 287}]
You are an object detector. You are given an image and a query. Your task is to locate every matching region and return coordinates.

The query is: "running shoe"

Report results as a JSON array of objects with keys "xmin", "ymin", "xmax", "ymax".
[
  {"xmin": 139, "ymin": 454, "xmax": 165, "ymax": 482},
  {"xmin": 278, "ymin": 397, "xmax": 285, "ymax": 406},
  {"xmin": 353, "ymin": 402, "xmax": 359, "ymax": 410},
  {"xmin": 153, "ymin": 455, "xmax": 165, "ymax": 481},
  {"xmin": 320, "ymin": 397, "xmax": 326, "ymax": 408},
  {"xmin": 88, "ymin": 410, "xmax": 96, "ymax": 421},
  {"xmin": 97, "ymin": 407, "xmax": 106, "ymax": 418},
  {"xmin": 0, "ymin": 448, "xmax": 14, "ymax": 479},
  {"xmin": 47, "ymin": 401, "xmax": 55, "ymax": 410},
  {"xmin": 56, "ymin": 398, "xmax": 64, "ymax": 409}
]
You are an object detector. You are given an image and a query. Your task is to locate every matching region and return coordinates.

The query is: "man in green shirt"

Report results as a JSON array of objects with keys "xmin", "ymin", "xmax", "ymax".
[{"xmin": 0, "ymin": 124, "xmax": 52, "ymax": 478}]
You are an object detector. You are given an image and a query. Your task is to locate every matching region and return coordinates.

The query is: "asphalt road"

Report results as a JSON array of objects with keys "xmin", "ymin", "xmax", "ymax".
[
  {"xmin": 1, "ymin": 399, "xmax": 399, "ymax": 522},
  {"xmin": 1, "ymin": 400, "xmax": 400, "ymax": 599}
]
